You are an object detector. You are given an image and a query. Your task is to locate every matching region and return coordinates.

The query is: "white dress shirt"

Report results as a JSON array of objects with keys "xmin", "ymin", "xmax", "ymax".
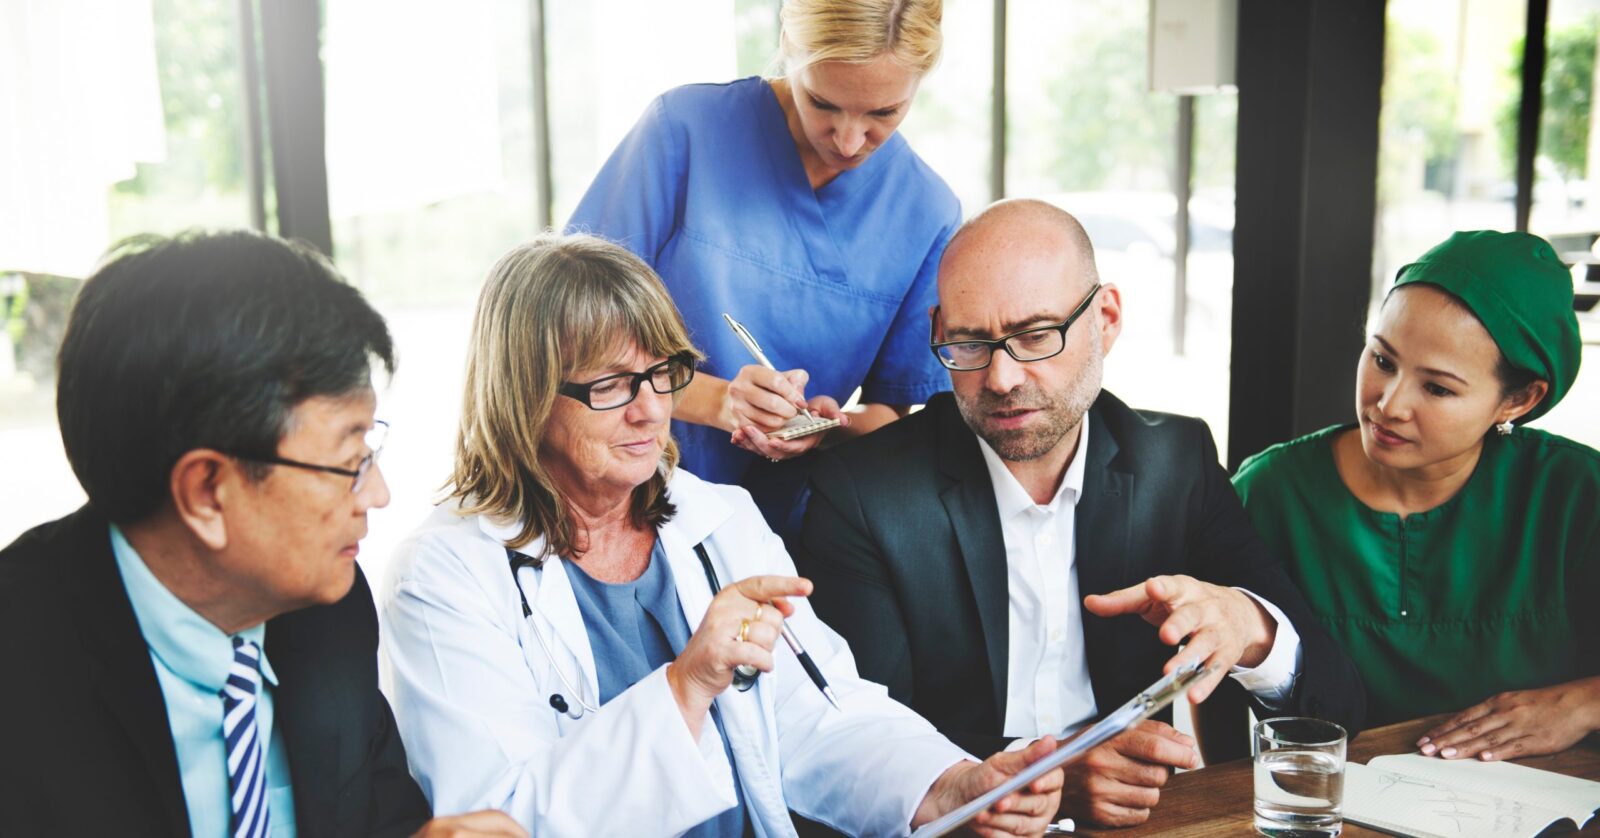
[{"xmin": 976, "ymin": 414, "xmax": 1302, "ymax": 740}]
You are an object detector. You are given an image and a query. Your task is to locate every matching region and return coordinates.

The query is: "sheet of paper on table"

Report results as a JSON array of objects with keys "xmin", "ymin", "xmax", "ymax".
[{"xmin": 1344, "ymin": 753, "xmax": 1600, "ymax": 837}]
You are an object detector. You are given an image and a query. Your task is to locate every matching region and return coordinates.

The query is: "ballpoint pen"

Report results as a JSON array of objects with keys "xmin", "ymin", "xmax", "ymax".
[
  {"xmin": 722, "ymin": 312, "xmax": 814, "ymax": 420},
  {"xmin": 777, "ymin": 621, "xmax": 842, "ymax": 710},
  {"xmin": 695, "ymin": 543, "xmax": 841, "ymax": 711}
]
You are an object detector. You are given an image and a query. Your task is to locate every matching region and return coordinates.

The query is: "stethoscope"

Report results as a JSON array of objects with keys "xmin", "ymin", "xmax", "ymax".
[
  {"xmin": 506, "ymin": 548, "xmax": 600, "ymax": 720},
  {"xmin": 507, "ymin": 542, "xmax": 756, "ymax": 722}
]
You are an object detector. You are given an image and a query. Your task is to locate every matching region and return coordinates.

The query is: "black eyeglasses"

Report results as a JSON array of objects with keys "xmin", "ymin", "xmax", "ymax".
[
  {"xmin": 223, "ymin": 420, "xmax": 389, "ymax": 494},
  {"xmin": 929, "ymin": 284, "xmax": 1103, "ymax": 371},
  {"xmin": 559, "ymin": 354, "xmax": 696, "ymax": 410}
]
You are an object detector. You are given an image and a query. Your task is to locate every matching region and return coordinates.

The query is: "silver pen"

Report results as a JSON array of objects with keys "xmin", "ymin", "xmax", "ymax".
[
  {"xmin": 778, "ymin": 621, "xmax": 841, "ymax": 710},
  {"xmin": 722, "ymin": 313, "xmax": 814, "ymax": 420}
]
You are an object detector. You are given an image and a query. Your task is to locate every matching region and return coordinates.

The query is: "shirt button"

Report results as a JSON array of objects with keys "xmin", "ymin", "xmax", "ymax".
[{"xmin": 1050, "ymin": 630, "xmax": 1064, "ymax": 643}]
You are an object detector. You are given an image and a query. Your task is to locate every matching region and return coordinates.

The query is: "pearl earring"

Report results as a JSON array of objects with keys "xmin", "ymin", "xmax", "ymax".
[{"xmin": 1495, "ymin": 421, "xmax": 1514, "ymax": 436}]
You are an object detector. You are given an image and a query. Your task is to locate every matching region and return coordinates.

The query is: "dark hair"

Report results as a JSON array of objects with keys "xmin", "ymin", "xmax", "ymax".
[
  {"xmin": 1494, "ymin": 353, "xmax": 1541, "ymax": 401},
  {"xmin": 56, "ymin": 230, "xmax": 396, "ymax": 525}
]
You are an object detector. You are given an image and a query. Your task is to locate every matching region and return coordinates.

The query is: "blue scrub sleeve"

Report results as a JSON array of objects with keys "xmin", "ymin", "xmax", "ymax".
[
  {"xmin": 859, "ymin": 203, "xmax": 961, "ymax": 405},
  {"xmin": 566, "ymin": 95, "xmax": 687, "ymax": 267}
]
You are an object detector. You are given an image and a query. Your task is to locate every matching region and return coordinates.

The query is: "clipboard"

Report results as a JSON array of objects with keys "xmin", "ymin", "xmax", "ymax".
[{"xmin": 910, "ymin": 661, "xmax": 1213, "ymax": 838}]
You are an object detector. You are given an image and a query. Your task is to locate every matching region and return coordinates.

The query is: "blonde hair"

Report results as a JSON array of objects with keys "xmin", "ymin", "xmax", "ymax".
[
  {"xmin": 448, "ymin": 233, "xmax": 703, "ymax": 559},
  {"xmin": 778, "ymin": 0, "xmax": 943, "ymax": 76}
]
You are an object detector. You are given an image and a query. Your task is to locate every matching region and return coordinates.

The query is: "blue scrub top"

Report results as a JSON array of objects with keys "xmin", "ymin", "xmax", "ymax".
[
  {"xmin": 563, "ymin": 542, "xmax": 751, "ymax": 838},
  {"xmin": 568, "ymin": 76, "xmax": 959, "ymax": 535}
]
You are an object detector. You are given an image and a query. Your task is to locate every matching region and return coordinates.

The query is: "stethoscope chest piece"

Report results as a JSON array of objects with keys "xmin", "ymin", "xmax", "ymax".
[{"xmin": 550, "ymin": 692, "xmax": 582, "ymax": 719}]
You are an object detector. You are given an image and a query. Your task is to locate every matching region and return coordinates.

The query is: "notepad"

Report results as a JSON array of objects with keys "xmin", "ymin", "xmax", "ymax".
[
  {"xmin": 1343, "ymin": 753, "xmax": 1600, "ymax": 837},
  {"xmin": 769, "ymin": 414, "xmax": 840, "ymax": 441}
]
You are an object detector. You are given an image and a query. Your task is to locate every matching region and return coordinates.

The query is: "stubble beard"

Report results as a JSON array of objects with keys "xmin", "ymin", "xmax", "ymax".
[{"xmin": 955, "ymin": 346, "xmax": 1103, "ymax": 462}]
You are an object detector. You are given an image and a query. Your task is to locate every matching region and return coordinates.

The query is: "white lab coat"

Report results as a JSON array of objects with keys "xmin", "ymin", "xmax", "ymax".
[{"xmin": 381, "ymin": 469, "xmax": 972, "ymax": 837}]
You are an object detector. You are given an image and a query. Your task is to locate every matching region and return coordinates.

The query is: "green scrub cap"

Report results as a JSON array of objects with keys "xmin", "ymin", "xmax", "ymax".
[{"xmin": 1392, "ymin": 230, "xmax": 1580, "ymax": 424}]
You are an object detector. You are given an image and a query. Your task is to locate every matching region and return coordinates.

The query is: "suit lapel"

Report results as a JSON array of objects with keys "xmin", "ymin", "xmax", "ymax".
[
  {"xmin": 933, "ymin": 398, "xmax": 1012, "ymax": 721},
  {"xmin": 271, "ymin": 629, "xmax": 341, "ymax": 833},
  {"xmin": 69, "ymin": 508, "xmax": 192, "ymax": 838},
  {"xmin": 1074, "ymin": 400, "xmax": 1136, "ymax": 714}
]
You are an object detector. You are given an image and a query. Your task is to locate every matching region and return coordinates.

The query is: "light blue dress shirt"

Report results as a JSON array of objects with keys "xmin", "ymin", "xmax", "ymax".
[{"xmin": 111, "ymin": 525, "xmax": 297, "ymax": 837}]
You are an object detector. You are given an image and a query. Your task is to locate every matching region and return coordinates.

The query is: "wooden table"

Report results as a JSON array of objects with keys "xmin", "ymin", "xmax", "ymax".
[{"xmin": 1076, "ymin": 715, "xmax": 1600, "ymax": 836}]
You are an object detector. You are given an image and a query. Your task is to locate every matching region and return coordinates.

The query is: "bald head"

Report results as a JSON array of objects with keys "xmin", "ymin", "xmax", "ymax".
[
  {"xmin": 939, "ymin": 199, "xmax": 1099, "ymax": 303},
  {"xmin": 933, "ymin": 199, "xmax": 1118, "ymax": 470}
]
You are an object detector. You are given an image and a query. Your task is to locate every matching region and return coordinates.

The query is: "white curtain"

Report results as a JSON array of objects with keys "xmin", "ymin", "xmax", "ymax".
[{"xmin": 0, "ymin": 0, "xmax": 165, "ymax": 276}]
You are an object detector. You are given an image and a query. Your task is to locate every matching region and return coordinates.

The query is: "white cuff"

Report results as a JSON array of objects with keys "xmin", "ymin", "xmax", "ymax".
[
  {"xmin": 647, "ymin": 666, "xmax": 738, "ymax": 810},
  {"xmin": 1003, "ymin": 736, "xmax": 1036, "ymax": 753},
  {"xmin": 1226, "ymin": 589, "xmax": 1302, "ymax": 707}
]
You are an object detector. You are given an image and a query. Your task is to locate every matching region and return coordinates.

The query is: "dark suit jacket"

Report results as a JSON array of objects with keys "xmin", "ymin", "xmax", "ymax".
[
  {"xmin": 0, "ymin": 505, "xmax": 431, "ymax": 837},
  {"xmin": 798, "ymin": 391, "xmax": 1365, "ymax": 757}
]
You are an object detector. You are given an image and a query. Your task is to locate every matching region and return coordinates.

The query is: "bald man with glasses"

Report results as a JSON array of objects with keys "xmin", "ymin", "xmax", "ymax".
[{"xmin": 798, "ymin": 199, "xmax": 1365, "ymax": 828}]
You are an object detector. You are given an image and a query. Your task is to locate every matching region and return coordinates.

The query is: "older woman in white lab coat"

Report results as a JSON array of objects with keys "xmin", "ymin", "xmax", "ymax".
[{"xmin": 381, "ymin": 233, "xmax": 1063, "ymax": 838}]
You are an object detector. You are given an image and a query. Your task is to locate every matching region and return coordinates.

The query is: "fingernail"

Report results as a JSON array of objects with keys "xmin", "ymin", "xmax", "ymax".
[
  {"xmin": 1481, "ymin": 752, "xmax": 1494, "ymax": 761},
  {"xmin": 1441, "ymin": 747, "xmax": 1456, "ymax": 758},
  {"xmin": 1420, "ymin": 744, "xmax": 1435, "ymax": 755},
  {"xmin": 1417, "ymin": 737, "xmax": 1430, "ymax": 745}
]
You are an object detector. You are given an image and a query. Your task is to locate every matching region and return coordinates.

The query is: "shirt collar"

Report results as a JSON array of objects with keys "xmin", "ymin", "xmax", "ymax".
[
  {"xmin": 976, "ymin": 412, "xmax": 1090, "ymax": 520},
  {"xmin": 109, "ymin": 524, "xmax": 279, "ymax": 692}
]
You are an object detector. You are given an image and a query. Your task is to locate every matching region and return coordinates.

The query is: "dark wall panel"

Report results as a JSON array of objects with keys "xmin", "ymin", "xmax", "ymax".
[{"xmin": 1228, "ymin": 0, "xmax": 1385, "ymax": 469}]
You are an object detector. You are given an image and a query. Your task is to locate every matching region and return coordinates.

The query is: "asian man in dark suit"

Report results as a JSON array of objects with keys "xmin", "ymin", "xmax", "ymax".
[
  {"xmin": 798, "ymin": 199, "xmax": 1366, "ymax": 828},
  {"xmin": 0, "ymin": 232, "xmax": 524, "ymax": 838}
]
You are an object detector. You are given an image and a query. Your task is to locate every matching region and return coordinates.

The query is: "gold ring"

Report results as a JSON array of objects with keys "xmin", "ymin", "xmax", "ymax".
[
  {"xmin": 753, "ymin": 604, "xmax": 765, "ymax": 623},
  {"xmin": 738, "ymin": 619, "xmax": 751, "ymax": 643}
]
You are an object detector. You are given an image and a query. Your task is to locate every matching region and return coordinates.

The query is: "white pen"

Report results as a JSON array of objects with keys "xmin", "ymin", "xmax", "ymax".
[{"xmin": 722, "ymin": 313, "xmax": 814, "ymax": 420}]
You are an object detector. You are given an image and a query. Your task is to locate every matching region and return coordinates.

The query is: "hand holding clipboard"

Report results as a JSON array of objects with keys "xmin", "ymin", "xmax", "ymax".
[{"xmin": 911, "ymin": 662, "xmax": 1213, "ymax": 837}]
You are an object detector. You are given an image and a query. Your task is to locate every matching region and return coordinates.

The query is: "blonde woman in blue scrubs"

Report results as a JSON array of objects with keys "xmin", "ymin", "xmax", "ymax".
[{"xmin": 568, "ymin": 0, "xmax": 959, "ymax": 536}]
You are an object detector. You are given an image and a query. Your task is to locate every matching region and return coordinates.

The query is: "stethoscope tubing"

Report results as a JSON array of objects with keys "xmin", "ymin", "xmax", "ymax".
[
  {"xmin": 506, "ymin": 541, "xmax": 748, "ymax": 721},
  {"xmin": 507, "ymin": 547, "xmax": 599, "ymax": 720}
]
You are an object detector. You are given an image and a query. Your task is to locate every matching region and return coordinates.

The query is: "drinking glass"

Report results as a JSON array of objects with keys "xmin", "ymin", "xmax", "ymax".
[{"xmin": 1253, "ymin": 716, "xmax": 1346, "ymax": 836}]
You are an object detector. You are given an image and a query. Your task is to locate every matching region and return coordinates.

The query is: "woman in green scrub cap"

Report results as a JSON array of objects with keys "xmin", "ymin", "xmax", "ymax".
[{"xmin": 1233, "ymin": 230, "xmax": 1599, "ymax": 761}]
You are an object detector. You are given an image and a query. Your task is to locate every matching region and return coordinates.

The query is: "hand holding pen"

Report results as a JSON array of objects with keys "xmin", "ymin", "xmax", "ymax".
[
  {"xmin": 667, "ymin": 575, "xmax": 816, "ymax": 737},
  {"xmin": 719, "ymin": 314, "xmax": 848, "ymax": 461},
  {"xmin": 672, "ymin": 554, "xmax": 840, "ymax": 725}
]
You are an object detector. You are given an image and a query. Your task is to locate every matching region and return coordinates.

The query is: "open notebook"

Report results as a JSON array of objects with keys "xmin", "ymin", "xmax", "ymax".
[{"xmin": 1344, "ymin": 753, "xmax": 1600, "ymax": 837}]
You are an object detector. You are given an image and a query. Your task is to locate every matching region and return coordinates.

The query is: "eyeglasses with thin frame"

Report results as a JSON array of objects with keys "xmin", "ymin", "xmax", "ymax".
[
  {"xmin": 223, "ymin": 419, "xmax": 389, "ymax": 494},
  {"xmin": 559, "ymin": 353, "xmax": 696, "ymax": 410},
  {"xmin": 929, "ymin": 283, "xmax": 1103, "ymax": 371}
]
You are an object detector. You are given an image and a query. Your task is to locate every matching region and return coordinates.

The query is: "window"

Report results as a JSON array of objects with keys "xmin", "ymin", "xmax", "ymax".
[
  {"xmin": 1377, "ymin": 0, "xmax": 1600, "ymax": 449},
  {"xmin": 323, "ymin": 0, "xmax": 540, "ymax": 306},
  {"xmin": 896, "ymin": 0, "xmax": 993, "ymax": 213},
  {"xmin": 1007, "ymin": 0, "xmax": 1236, "ymax": 456},
  {"xmin": 1, "ymin": 0, "xmax": 257, "ymax": 545}
]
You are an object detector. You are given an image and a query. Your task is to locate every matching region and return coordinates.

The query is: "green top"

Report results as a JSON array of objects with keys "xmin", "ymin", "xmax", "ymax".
[{"xmin": 1233, "ymin": 425, "xmax": 1600, "ymax": 726}]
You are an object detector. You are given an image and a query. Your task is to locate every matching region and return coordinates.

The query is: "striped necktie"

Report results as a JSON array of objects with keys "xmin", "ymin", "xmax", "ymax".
[{"xmin": 221, "ymin": 637, "xmax": 272, "ymax": 838}]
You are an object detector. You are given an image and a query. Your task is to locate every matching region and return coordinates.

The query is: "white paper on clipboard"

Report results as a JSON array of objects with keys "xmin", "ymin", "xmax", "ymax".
[{"xmin": 910, "ymin": 661, "xmax": 1213, "ymax": 838}]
